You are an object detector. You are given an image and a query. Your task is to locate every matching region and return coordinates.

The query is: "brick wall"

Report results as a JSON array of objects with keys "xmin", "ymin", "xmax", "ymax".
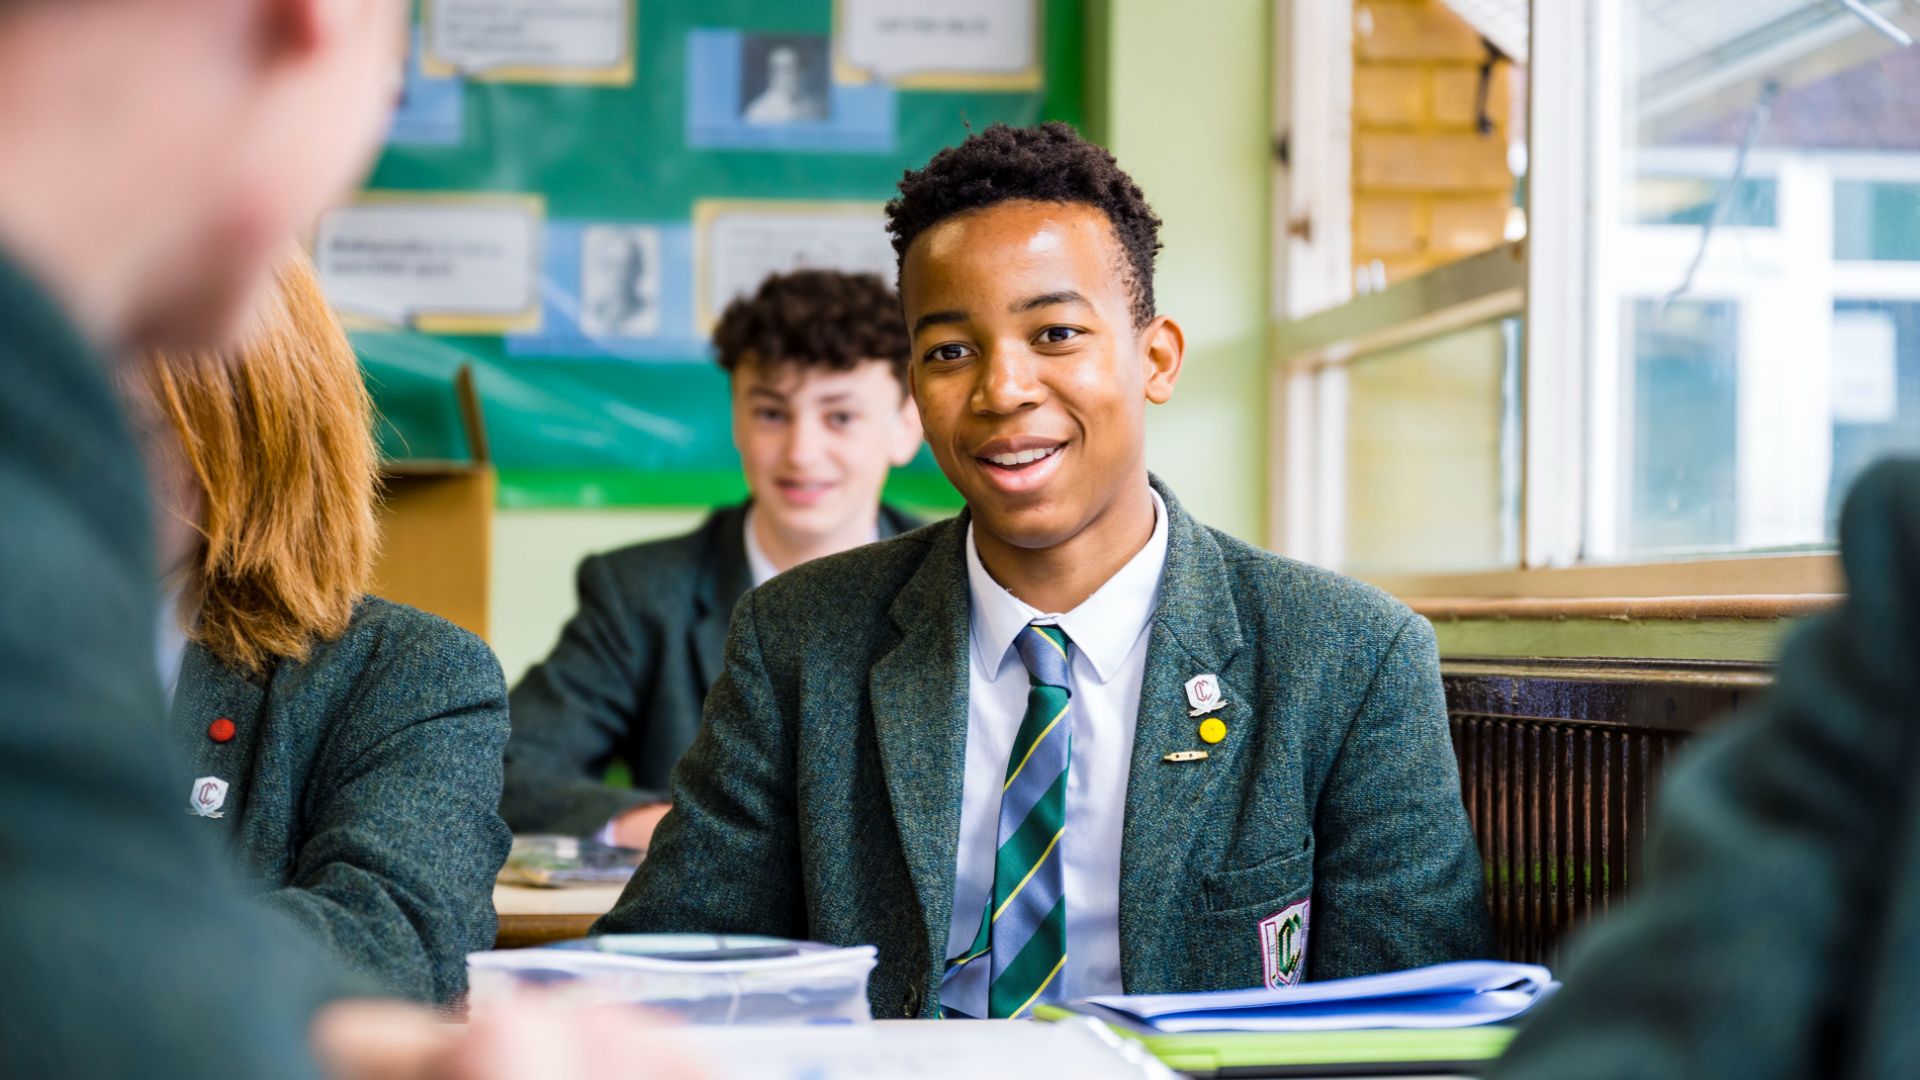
[{"xmin": 1352, "ymin": 0, "xmax": 1516, "ymax": 286}]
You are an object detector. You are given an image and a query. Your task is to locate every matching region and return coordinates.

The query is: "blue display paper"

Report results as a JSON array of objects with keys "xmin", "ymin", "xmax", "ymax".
[
  {"xmin": 685, "ymin": 28, "xmax": 896, "ymax": 153},
  {"xmin": 388, "ymin": 29, "xmax": 464, "ymax": 148},
  {"xmin": 505, "ymin": 220, "xmax": 711, "ymax": 362}
]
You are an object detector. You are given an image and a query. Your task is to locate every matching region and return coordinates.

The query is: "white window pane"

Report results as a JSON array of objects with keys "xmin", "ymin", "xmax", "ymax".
[{"xmin": 1588, "ymin": 0, "xmax": 1920, "ymax": 562}]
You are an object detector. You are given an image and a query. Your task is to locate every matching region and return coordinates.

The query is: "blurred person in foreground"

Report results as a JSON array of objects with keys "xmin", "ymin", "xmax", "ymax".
[
  {"xmin": 0, "ymin": 0, "xmax": 693, "ymax": 1075},
  {"xmin": 1492, "ymin": 458, "xmax": 1920, "ymax": 1079}
]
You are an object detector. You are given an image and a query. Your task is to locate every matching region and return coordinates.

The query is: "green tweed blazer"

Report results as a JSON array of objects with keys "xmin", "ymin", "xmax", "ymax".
[
  {"xmin": 171, "ymin": 596, "xmax": 512, "ymax": 1006},
  {"xmin": 596, "ymin": 478, "xmax": 1493, "ymax": 1018},
  {"xmin": 501, "ymin": 502, "xmax": 919, "ymax": 836},
  {"xmin": 1493, "ymin": 458, "xmax": 1920, "ymax": 1080},
  {"xmin": 0, "ymin": 251, "xmax": 351, "ymax": 1078}
]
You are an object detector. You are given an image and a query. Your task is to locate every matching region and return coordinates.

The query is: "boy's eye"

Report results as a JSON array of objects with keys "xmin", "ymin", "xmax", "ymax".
[
  {"xmin": 1039, "ymin": 326, "xmax": 1081, "ymax": 344},
  {"xmin": 828, "ymin": 411, "xmax": 856, "ymax": 428},
  {"xmin": 925, "ymin": 343, "xmax": 972, "ymax": 363},
  {"xmin": 755, "ymin": 407, "xmax": 787, "ymax": 423}
]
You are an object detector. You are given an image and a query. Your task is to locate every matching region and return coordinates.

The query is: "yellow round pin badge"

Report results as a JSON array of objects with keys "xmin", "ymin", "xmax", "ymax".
[{"xmin": 1199, "ymin": 717, "xmax": 1227, "ymax": 745}]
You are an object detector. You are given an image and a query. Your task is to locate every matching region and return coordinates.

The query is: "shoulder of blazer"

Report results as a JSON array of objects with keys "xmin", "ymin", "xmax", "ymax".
[
  {"xmin": 878, "ymin": 502, "xmax": 926, "ymax": 537},
  {"xmin": 582, "ymin": 504, "xmax": 749, "ymax": 618},
  {"xmin": 274, "ymin": 595, "xmax": 506, "ymax": 714}
]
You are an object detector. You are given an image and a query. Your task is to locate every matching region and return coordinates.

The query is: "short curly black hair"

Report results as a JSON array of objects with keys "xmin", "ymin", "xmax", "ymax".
[
  {"xmin": 885, "ymin": 121, "xmax": 1163, "ymax": 328},
  {"xmin": 712, "ymin": 269, "xmax": 910, "ymax": 389}
]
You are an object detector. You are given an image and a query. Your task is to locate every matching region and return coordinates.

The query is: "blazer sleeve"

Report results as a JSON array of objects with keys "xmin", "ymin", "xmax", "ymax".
[
  {"xmin": 1308, "ymin": 612, "xmax": 1495, "ymax": 978},
  {"xmin": 1493, "ymin": 460, "xmax": 1920, "ymax": 1080},
  {"xmin": 501, "ymin": 553, "xmax": 661, "ymax": 835},
  {"xmin": 593, "ymin": 587, "xmax": 806, "ymax": 938},
  {"xmin": 259, "ymin": 618, "xmax": 512, "ymax": 1006},
  {"xmin": 0, "ymin": 294, "xmax": 355, "ymax": 1078}
]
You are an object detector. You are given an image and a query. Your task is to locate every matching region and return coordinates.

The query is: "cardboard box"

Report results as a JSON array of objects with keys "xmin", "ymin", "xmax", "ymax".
[{"xmin": 370, "ymin": 366, "xmax": 493, "ymax": 640}]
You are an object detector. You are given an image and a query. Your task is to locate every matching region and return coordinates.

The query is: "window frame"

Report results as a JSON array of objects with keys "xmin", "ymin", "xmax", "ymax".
[{"xmin": 1269, "ymin": 0, "xmax": 1846, "ymax": 608}]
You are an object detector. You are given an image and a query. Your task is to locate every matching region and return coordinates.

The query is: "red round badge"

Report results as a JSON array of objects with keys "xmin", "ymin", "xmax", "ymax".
[{"xmin": 208, "ymin": 718, "xmax": 236, "ymax": 744}]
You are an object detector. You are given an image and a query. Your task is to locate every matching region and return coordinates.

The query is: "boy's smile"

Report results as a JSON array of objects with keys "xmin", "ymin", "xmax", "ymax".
[
  {"xmin": 903, "ymin": 198, "xmax": 1182, "ymax": 574},
  {"xmin": 973, "ymin": 433, "xmax": 1068, "ymax": 494}
]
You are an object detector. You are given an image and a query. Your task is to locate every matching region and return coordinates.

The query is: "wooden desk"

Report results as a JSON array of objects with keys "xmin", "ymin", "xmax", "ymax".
[{"xmin": 492, "ymin": 882, "xmax": 626, "ymax": 948}]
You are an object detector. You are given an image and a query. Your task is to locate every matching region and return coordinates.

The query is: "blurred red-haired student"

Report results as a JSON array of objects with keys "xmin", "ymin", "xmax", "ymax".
[{"xmin": 128, "ymin": 250, "xmax": 508, "ymax": 1008}]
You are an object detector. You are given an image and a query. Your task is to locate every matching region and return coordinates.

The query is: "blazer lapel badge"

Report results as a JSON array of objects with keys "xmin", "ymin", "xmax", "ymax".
[{"xmin": 188, "ymin": 775, "xmax": 230, "ymax": 819}]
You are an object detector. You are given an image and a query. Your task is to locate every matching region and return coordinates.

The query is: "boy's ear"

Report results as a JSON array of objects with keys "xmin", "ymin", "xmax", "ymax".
[
  {"xmin": 1142, "ymin": 315, "xmax": 1185, "ymax": 405},
  {"xmin": 888, "ymin": 385, "xmax": 925, "ymax": 467}
]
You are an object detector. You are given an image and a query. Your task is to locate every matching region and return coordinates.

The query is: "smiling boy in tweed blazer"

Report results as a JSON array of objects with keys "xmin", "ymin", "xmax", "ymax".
[{"xmin": 596, "ymin": 122, "xmax": 1493, "ymax": 1019}]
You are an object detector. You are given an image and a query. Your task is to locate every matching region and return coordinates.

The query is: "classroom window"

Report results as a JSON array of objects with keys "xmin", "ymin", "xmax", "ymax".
[
  {"xmin": 1274, "ymin": 0, "xmax": 1920, "ymax": 592},
  {"xmin": 1582, "ymin": 0, "xmax": 1920, "ymax": 565}
]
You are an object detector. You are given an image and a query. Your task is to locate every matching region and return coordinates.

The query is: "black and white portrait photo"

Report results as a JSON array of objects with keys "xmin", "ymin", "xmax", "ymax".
[
  {"xmin": 579, "ymin": 224, "xmax": 662, "ymax": 339},
  {"xmin": 739, "ymin": 34, "xmax": 830, "ymax": 125}
]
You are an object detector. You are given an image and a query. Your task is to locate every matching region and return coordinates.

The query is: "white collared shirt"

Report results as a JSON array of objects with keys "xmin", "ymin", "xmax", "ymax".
[
  {"xmin": 743, "ymin": 509, "xmax": 781, "ymax": 588},
  {"xmin": 156, "ymin": 582, "xmax": 188, "ymax": 710},
  {"xmin": 942, "ymin": 486, "xmax": 1170, "ymax": 1015}
]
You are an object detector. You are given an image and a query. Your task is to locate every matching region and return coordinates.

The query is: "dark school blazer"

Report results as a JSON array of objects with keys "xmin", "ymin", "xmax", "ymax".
[
  {"xmin": 500, "ymin": 501, "xmax": 921, "ymax": 836},
  {"xmin": 1493, "ymin": 458, "xmax": 1920, "ymax": 1080},
  {"xmin": 0, "ymin": 250, "xmax": 352, "ymax": 1080},
  {"xmin": 170, "ymin": 596, "xmax": 511, "ymax": 1006},
  {"xmin": 596, "ymin": 477, "xmax": 1494, "ymax": 1018}
]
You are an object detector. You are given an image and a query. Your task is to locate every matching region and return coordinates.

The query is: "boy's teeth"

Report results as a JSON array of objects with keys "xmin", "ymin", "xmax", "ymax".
[{"xmin": 988, "ymin": 446, "xmax": 1059, "ymax": 466}]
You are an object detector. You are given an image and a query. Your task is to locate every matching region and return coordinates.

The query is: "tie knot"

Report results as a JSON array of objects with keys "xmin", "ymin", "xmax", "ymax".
[{"xmin": 1014, "ymin": 623, "xmax": 1072, "ymax": 688}]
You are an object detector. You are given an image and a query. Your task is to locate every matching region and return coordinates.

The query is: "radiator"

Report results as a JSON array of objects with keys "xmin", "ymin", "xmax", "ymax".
[{"xmin": 1441, "ymin": 659, "xmax": 1771, "ymax": 965}]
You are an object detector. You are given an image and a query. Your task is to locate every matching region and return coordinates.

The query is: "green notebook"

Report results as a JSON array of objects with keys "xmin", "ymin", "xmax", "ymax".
[{"xmin": 1035, "ymin": 1005, "xmax": 1516, "ymax": 1078}]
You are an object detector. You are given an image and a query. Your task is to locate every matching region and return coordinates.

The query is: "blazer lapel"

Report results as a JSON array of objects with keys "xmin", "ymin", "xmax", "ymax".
[
  {"xmin": 692, "ymin": 504, "xmax": 754, "ymax": 691},
  {"xmin": 169, "ymin": 643, "xmax": 269, "ymax": 845},
  {"xmin": 1119, "ymin": 480, "xmax": 1249, "ymax": 986},
  {"xmin": 868, "ymin": 515, "xmax": 974, "ymax": 964}
]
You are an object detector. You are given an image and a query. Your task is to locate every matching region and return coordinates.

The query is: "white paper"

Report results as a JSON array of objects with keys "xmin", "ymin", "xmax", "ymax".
[
  {"xmin": 1832, "ymin": 310, "xmax": 1900, "ymax": 425},
  {"xmin": 702, "ymin": 207, "xmax": 895, "ymax": 323},
  {"xmin": 426, "ymin": 0, "xmax": 628, "ymax": 75},
  {"xmin": 837, "ymin": 0, "xmax": 1037, "ymax": 80},
  {"xmin": 315, "ymin": 201, "xmax": 540, "ymax": 327}
]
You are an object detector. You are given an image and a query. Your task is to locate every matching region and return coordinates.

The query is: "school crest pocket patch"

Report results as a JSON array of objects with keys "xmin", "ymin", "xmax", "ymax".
[{"xmin": 1258, "ymin": 899, "xmax": 1310, "ymax": 988}]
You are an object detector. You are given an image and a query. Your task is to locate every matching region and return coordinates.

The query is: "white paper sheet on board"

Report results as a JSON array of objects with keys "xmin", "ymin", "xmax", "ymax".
[
  {"xmin": 836, "ymin": 0, "xmax": 1038, "ymax": 83},
  {"xmin": 698, "ymin": 203, "xmax": 896, "ymax": 328},
  {"xmin": 315, "ymin": 200, "xmax": 543, "ymax": 332},
  {"xmin": 425, "ymin": 0, "xmax": 630, "ymax": 78}
]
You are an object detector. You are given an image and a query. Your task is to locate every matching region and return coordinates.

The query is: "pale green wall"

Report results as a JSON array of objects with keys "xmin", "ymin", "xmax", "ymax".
[
  {"xmin": 487, "ymin": 5, "xmax": 1278, "ymax": 682},
  {"xmin": 1091, "ymin": 0, "xmax": 1273, "ymax": 545},
  {"xmin": 492, "ymin": 508, "xmax": 708, "ymax": 685}
]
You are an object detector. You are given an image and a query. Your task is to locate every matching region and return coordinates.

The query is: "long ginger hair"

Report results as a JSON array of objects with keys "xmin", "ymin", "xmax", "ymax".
[{"xmin": 142, "ymin": 249, "xmax": 379, "ymax": 674}]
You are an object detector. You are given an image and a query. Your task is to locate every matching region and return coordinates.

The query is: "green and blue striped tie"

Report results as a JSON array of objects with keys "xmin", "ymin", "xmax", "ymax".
[{"xmin": 941, "ymin": 622, "xmax": 1073, "ymax": 1019}]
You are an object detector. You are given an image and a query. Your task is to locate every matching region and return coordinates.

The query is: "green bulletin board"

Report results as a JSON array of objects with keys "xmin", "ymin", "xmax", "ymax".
[{"xmin": 338, "ymin": 0, "xmax": 1085, "ymax": 508}]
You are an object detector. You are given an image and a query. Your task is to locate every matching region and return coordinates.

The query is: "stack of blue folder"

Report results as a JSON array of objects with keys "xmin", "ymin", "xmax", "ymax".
[{"xmin": 1037, "ymin": 961, "xmax": 1554, "ymax": 1077}]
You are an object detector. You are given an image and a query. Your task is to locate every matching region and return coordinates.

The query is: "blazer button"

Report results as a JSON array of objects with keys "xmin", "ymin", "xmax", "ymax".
[{"xmin": 901, "ymin": 983, "xmax": 923, "ymax": 1018}]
